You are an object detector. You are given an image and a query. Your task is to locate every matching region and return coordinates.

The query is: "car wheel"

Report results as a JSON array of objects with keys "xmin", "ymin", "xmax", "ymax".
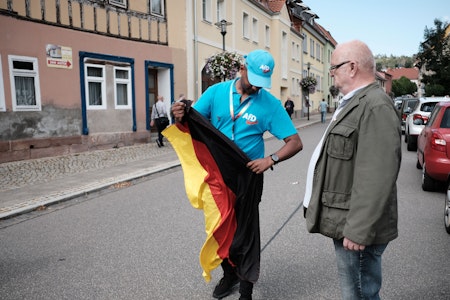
[
  {"xmin": 422, "ymin": 163, "xmax": 436, "ymax": 191},
  {"xmin": 445, "ymin": 182, "xmax": 450, "ymax": 234},
  {"xmin": 407, "ymin": 134, "xmax": 416, "ymax": 151}
]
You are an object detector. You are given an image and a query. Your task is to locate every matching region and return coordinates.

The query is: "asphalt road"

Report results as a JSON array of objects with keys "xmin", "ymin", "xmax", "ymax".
[{"xmin": 0, "ymin": 122, "xmax": 449, "ymax": 300}]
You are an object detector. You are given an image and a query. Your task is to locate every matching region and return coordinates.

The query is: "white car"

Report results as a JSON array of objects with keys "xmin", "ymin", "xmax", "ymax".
[{"xmin": 405, "ymin": 97, "xmax": 450, "ymax": 151}]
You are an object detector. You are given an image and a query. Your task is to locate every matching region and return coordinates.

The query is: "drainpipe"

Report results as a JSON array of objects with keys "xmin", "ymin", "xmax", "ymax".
[{"xmin": 193, "ymin": 0, "xmax": 199, "ymax": 100}]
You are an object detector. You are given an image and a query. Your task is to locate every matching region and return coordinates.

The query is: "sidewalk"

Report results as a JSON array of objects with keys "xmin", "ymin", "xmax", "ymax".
[{"xmin": 0, "ymin": 114, "xmax": 323, "ymax": 220}]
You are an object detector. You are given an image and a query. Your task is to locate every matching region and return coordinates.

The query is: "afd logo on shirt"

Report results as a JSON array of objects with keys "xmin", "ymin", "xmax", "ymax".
[{"xmin": 242, "ymin": 112, "xmax": 258, "ymax": 125}]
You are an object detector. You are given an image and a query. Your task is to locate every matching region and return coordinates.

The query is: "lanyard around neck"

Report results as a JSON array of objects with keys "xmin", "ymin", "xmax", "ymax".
[
  {"xmin": 229, "ymin": 79, "xmax": 252, "ymax": 120},
  {"xmin": 229, "ymin": 79, "xmax": 252, "ymax": 140}
]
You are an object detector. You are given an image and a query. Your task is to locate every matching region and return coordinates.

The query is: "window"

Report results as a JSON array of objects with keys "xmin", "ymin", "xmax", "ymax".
[
  {"xmin": 114, "ymin": 66, "xmax": 131, "ymax": 109},
  {"xmin": 252, "ymin": 18, "xmax": 258, "ymax": 42},
  {"xmin": 316, "ymin": 44, "xmax": 321, "ymax": 61},
  {"xmin": 202, "ymin": 0, "xmax": 212, "ymax": 22},
  {"xmin": 243, "ymin": 12, "xmax": 249, "ymax": 39},
  {"xmin": 109, "ymin": 0, "xmax": 127, "ymax": 9},
  {"xmin": 0, "ymin": 55, "xmax": 5, "ymax": 111},
  {"xmin": 85, "ymin": 64, "xmax": 106, "ymax": 109},
  {"xmin": 8, "ymin": 55, "xmax": 41, "ymax": 111},
  {"xmin": 310, "ymin": 39, "xmax": 315, "ymax": 58},
  {"xmin": 217, "ymin": 0, "xmax": 225, "ymax": 21},
  {"xmin": 151, "ymin": 0, "xmax": 164, "ymax": 16},
  {"xmin": 281, "ymin": 31, "xmax": 288, "ymax": 79},
  {"xmin": 265, "ymin": 25, "xmax": 270, "ymax": 48},
  {"xmin": 302, "ymin": 34, "xmax": 308, "ymax": 53},
  {"xmin": 291, "ymin": 42, "xmax": 295, "ymax": 60},
  {"xmin": 291, "ymin": 78, "xmax": 295, "ymax": 96}
]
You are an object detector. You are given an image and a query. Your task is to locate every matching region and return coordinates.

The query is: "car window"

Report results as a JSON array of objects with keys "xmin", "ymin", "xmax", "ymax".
[
  {"xmin": 427, "ymin": 106, "xmax": 440, "ymax": 127},
  {"xmin": 421, "ymin": 102, "xmax": 437, "ymax": 112},
  {"xmin": 406, "ymin": 100, "xmax": 418, "ymax": 111},
  {"xmin": 440, "ymin": 108, "xmax": 450, "ymax": 128}
]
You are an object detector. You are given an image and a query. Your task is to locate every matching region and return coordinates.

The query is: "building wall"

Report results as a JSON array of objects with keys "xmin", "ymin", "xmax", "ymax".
[
  {"xmin": 0, "ymin": 0, "xmax": 185, "ymax": 163},
  {"xmin": 186, "ymin": 0, "xmax": 328, "ymax": 117},
  {"xmin": 0, "ymin": 0, "xmax": 334, "ymax": 163}
]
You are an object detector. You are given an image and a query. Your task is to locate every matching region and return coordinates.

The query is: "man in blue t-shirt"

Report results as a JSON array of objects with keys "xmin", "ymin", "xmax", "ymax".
[{"xmin": 172, "ymin": 49, "xmax": 303, "ymax": 300}]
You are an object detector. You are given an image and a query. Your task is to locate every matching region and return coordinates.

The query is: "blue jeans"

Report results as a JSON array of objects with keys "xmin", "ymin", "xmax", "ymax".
[
  {"xmin": 321, "ymin": 111, "xmax": 326, "ymax": 123},
  {"xmin": 333, "ymin": 239, "xmax": 388, "ymax": 300}
]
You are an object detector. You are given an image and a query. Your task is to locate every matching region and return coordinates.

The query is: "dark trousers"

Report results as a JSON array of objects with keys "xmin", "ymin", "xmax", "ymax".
[
  {"xmin": 221, "ymin": 260, "xmax": 253, "ymax": 297},
  {"xmin": 155, "ymin": 121, "xmax": 165, "ymax": 145}
]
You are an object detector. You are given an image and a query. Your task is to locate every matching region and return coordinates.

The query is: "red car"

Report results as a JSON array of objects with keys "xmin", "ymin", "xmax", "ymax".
[{"xmin": 416, "ymin": 101, "xmax": 450, "ymax": 191}]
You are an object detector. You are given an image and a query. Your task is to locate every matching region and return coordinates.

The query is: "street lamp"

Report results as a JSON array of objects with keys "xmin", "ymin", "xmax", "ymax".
[
  {"xmin": 215, "ymin": 19, "xmax": 232, "ymax": 51},
  {"xmin": 306, "ymin": 62, "xmax": 311, "ymax": 120}
]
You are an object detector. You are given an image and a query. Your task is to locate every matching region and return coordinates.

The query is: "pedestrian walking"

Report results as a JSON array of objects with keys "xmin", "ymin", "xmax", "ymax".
[
  {"xmin": 318, "ymin": 98, "xmax": 328, "ymax": 123},
  {"xmin": 303, "ymin": 40, "xmax": 401, "ymax": 299},
  {"xmin": 171, "ymin": 49, "xmax": 303, "ymax": 300},
  {"xmin": 150, "ymin": 95, "xmax": 169, "ymax": 147},
  {"xmin": 284, "ymin": 98, "xmax": 295, "ymax": 119}
]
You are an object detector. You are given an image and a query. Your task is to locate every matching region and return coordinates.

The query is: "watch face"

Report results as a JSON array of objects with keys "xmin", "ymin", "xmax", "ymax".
[{"xmin": 271, "ymin": 154, "xmax": 279, "ymax": 163}]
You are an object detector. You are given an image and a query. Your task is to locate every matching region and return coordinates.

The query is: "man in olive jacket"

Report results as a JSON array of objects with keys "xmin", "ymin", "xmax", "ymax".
[{"xmin": 303, "ymin": 40, "xmax": 401, "ymax": 299}]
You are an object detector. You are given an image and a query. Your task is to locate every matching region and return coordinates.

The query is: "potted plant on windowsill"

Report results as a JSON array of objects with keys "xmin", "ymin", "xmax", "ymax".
[{"xmin": 205, "ymin": 51, "xmax": 243, "ymax": 81}]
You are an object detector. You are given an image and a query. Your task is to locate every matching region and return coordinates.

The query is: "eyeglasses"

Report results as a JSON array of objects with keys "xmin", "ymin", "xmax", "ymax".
[{"xmin": 329, "ymin": 61, "xmax": 350, "ymax": 71}]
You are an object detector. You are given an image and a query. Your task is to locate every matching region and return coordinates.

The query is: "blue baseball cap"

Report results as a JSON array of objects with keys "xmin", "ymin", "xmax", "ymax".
[{"xmin": 244, "ymin": 50, "xmax": 274, "ymax": 89}]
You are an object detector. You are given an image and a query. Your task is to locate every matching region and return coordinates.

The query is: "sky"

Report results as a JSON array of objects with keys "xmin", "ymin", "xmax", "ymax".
[{"xmin": 303, "ymin": 0, "xmax": 449, "ymax": 57}]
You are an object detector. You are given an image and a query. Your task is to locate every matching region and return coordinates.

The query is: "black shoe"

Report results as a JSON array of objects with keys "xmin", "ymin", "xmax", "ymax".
[
  {"xmin": 239, "ymin": 280, "xmax": 253, "ymax": 300},
  {"xmin": 212, "ymin": 275, "xmax": 239, "ymax": 299},
  {"xmin": 156, "ymin": 140, "xmax": 161, "ymax": 148}
]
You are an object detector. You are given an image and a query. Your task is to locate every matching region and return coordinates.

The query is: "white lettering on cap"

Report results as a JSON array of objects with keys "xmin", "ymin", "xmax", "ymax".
[{"xmin": 259, "ymin": 65, "xmax": 271, "ymax": 73}]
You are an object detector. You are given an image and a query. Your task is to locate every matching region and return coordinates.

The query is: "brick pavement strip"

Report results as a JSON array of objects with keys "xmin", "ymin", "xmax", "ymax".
[
  {"xmin": 0, "ymin": 143, "xmax": 170, "ymax": 192},
  {"xmin": 0, "ymin": 142, "xmax": 179, "ymax": 219}
]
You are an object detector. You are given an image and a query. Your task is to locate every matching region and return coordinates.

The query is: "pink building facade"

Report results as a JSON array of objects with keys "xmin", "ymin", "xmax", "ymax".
[{"xmin": 0, "ymin": 1, "xmax": 185, "ymax": 163}]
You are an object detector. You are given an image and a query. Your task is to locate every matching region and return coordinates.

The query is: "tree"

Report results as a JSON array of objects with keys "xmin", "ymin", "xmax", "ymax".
[
  {"xmin": 375, "ymin": 54, "xmax": 415, "ymax": 70},
  {"xmin": 416, "ymin": 19, "xmax": 450, "ymax": 96},
  {"xmin": 392, "ymin": 76, "xmax": 417, "ymax": 97}
]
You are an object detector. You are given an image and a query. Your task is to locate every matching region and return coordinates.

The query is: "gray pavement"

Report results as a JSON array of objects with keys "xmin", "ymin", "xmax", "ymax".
[{"xmin": 0, "ymin": 113, "xmax": 323, "ymax": 220}]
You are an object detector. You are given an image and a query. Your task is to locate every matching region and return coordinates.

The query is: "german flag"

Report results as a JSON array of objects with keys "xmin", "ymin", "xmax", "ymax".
[{"xmin": 163, "ymin": 107, "xmax": 262, "ymax": 283}]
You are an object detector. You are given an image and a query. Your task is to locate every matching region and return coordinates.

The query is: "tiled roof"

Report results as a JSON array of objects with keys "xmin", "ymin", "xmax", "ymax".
[
  {"xmin": 386, "ymin": 67, "xmax": 419, "ymax": 80},
  {"xmin": 315, "ymin": 23, "xmax": 338, "ymax": 46},
  {"xmin": 267, "ymin": 0, "xmax": 285, "ymax": 12}
]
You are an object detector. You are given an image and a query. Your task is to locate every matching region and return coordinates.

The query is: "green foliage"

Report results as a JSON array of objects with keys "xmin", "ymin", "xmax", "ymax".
[
  {"xmin": 425, "ymin": 84, "xmax": 445, "ymax": 97},
  {"xmin": 205, "ymin": 51, "xmax": 243, "ymax": 80},
  {"xmin": 300, "ymin": 76, "xmax": 317, "ymax": 89},
  {"xmin": 392, "ymin": 76, "xmax": 417, "ymax": 97},
  {"xmin": 416, "ymin": 19, "xmax": 450, "ymax": 96},
  {"xmin": 375, "ymin": 54, "xmax": 415, "ymax": 70},
  {"xmin": 329, "ymin": 85, "xmax": 339, "ymax": 97}
]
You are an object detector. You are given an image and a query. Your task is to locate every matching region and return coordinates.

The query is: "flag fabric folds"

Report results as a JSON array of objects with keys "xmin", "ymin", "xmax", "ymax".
[{"xmin": 163, "ymin": 107, "xmax": 262, "ymax": 283}]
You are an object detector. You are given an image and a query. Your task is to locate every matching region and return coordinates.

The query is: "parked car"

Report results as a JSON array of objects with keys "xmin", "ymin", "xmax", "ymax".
[
  {"xmin": 397, "ymin": 98, "xmax": 419, "ymax": 134},
  {"xmin": 405, "ymin": 97, "xmax": 450, "ymax": 151},
  {"xmin": 416, "ymin": 101, "xmax": 450, "ymax": 191},
  {"xmin": 394, "ymin": 98, "xmax": 403, "ymax": 110},
  {"xmin": 446, "ymin": 181, "xmax": 450, "ymax": 233}
]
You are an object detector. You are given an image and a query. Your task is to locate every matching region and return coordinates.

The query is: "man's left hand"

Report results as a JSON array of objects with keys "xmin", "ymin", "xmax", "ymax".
[
  {"xmin": 343, "ymin": 237, "xmax": 366, "ymax": 251},
  {"xmin": 246, "ymin": 157, "xmax": 273, "ymax": 174}
]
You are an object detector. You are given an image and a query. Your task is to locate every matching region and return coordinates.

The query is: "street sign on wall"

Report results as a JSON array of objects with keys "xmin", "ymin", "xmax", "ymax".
[{"xmin": 46, "ymin": 44, "xmax": 73, "ymax": 69}]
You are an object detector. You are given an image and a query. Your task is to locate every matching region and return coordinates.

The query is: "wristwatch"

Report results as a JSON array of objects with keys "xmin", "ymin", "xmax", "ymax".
[{"xmin": 270, "ymin": 153, "xmax": 279, "ymax": 165}]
